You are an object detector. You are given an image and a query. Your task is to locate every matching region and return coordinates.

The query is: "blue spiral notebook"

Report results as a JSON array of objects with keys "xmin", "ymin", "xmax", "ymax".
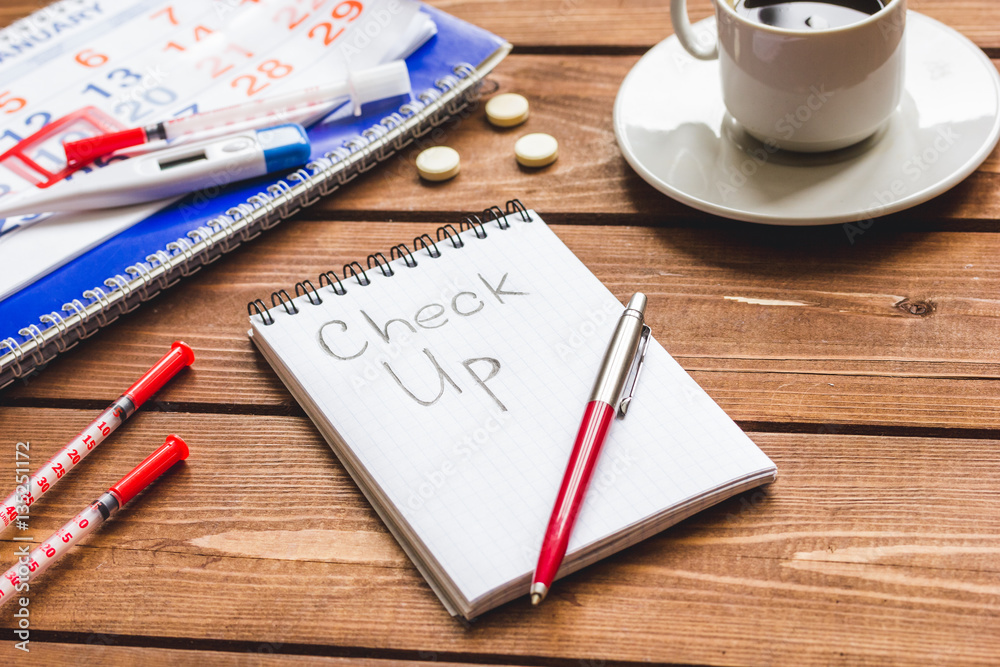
[{"xmin": 0, "ymin": 1, "xmax": 510, "ymax": 389}]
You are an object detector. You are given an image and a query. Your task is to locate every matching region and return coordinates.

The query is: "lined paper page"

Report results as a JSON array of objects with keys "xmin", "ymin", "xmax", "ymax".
[{"xmin": 253, "ymin": 212, "xmax": 775, "ymax": 603}]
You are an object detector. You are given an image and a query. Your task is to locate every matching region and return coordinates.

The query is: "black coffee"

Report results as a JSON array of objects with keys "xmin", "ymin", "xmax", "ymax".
[{"xmin": 733, "ymin": 0, "xmax": 885, "ymax": 30}]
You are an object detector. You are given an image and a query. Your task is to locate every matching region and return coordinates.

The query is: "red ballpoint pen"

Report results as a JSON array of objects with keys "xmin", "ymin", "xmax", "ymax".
[{"xmin": 531, "ymin": 293, "xmax": 651, "ymax": 605}]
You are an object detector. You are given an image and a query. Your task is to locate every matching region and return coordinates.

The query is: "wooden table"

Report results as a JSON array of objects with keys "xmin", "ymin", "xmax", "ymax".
[{"xmin": 2, "ymin": 1, "xmax": 999, "ymax": 665}]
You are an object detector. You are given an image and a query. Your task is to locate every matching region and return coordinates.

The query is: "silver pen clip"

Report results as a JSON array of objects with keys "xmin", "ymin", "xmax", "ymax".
[{"xmin": 617, "ymin": 324, "xmax": 651, "ymax": 418}]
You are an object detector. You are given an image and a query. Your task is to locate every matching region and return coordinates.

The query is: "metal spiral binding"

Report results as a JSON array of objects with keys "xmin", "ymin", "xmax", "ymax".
[
  {"xmin": 0, "ymin": 62, "xmax": 493, "ymax": 389},
  {"xmin": 319, "ymin": 271, "xmax": 347, "ymax": 296},
  {"xmin": 343, "ymin": 261, "xmax": 371, "ymax": 286},
  {"xmin": 437, "ymin": 224, "xmax": 464, "ymax": 248},
  {"xmin": 295, "ymin": 280, "xmax": 322, "ymax": 305},
  {"xmin": 459, "ymin": 214, "xmax": 488, "ymax": 239},
  {"xmin": 367, "ymin": 253, "xmax": 394, "ymax": 277},
  {"xmin": 251, "ymin": 199, "xmax": 532, "ymax": 325},
  {"xmin": 413, "ymin": 234, "xmax": 441, "ymax": 259},
  {"xmin": 390, "ymin": 244, "xmax": 417, "ymax": 268}
]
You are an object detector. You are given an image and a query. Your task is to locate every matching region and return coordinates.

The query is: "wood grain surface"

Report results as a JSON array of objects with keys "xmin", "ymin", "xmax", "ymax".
[
  {"xmin": 424, "ymin": 0, "xmax": 1000, "ymax": 52},
  {"xmin": 6, "ymin": 220, "xmax": 1000, "ymax": 433},
  {"xmin": 307, "ymin": 54, "xmax": 1000, "ymax": 224},
  {"xmin": 18, "ymin": 644, "xmax": 506, "ymax": 667},
  {"xmin": 1, "ymin": 410, "xmax": 998, "ymax": 665},
  {"xmin": 2, "ymin": 1, "xmax": 1000, "ymax": 665},
  {"xmin": 6, "ymin": 1, "xmax": 994, "ymax": 52}
]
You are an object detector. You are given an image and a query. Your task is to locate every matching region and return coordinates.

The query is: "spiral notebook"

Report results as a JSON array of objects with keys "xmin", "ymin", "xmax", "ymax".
[
  {"xmin": 248, "ymin": 202, "xmax": 777, "ymax": 619},
  {"xmin": 0, "ymin": 0, "xmax": 509, "ymax": 389}
]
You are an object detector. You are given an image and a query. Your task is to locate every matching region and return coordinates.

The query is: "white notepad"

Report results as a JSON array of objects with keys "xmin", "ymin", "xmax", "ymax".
[{"xmin": 248, "ymin": 206, "xmax": 776, "ymax": 618}]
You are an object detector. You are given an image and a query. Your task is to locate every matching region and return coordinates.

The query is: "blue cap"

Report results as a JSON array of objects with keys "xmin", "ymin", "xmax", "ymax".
[{"xmin": 255, "ymin": 124, "xmax": 311, "ymax": 173}]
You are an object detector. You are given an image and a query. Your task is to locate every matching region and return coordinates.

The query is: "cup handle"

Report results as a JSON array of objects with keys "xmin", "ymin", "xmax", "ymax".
[{"xmin": 670, "ymin": 0, "xmax": 719, "ymax": 60}]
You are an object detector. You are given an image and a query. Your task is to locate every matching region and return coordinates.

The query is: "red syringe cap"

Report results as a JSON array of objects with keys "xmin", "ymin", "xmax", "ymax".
[
  {"xmin": 109, "ymin": 434, "xmax": 189, "ymax": 507},
  {"xmin": 124, "ymin": 341, "xmax": 195, "ymax": 408}
]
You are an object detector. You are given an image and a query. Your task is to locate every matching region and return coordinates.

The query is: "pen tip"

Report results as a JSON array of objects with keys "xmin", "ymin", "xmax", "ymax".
[{"xmin": 529, "ymin": 582, "xmax": 548, "ymax": 606}]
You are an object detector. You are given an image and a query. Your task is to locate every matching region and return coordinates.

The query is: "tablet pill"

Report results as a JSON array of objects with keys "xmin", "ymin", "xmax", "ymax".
[
  {"xmin": 486, "ymin": 93, "xmax": 530, "ymax": 127},
  {"xmin": 416, "ymin": 146, "xmax": 461, "ymax": 182},
  {"xmin": 514, "ymin": 133, "xmax": 558, "ymax": 168}
]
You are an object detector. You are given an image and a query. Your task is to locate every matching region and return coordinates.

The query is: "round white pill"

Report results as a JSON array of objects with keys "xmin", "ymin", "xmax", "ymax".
[
  {"xmin": 416, "ymin": 146, "xmax": 461, "ymax": 182},
  {"xmin": 514, "ymin": 133, "xmax": 558, "ymax": 168},
  {"xmin": 485, "ymin": 93, "xmax": 530, "ymax": 127}
]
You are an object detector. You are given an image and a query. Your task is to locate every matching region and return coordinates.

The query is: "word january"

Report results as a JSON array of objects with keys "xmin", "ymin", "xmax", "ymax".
[{"xmin": 317, "ymin": 272, "xmax": 528, "ymax": 410}]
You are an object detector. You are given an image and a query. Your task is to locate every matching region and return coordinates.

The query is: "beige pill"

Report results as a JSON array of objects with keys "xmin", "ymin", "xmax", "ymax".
[
  {"xmin": 485, "ymin": 93, "xmax": 530, "ymax": 127},
  {"xmin": 416, "ymin": 146, "xmax": 460, "ymax": 182},
  {"xmin": 514, "ymin": 133, "xmax": 558, "ymax": 168}
]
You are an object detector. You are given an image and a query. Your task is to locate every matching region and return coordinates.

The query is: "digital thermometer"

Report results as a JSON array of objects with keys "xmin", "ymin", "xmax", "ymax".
[
  {"xmin": 0, "ymin": 124, "xmax": 310, "ymax": 219},
  {"xmin": 64, "ymin": 61, "xmax": 411, "ymax": 167}
]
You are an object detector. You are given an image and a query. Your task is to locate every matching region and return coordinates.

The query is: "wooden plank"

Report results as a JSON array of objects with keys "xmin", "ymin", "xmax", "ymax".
[
  {"xmin": 5, "ymin": 643, "xmax": 506, "ymax": 667},
  {"xmin": 0, "ymin": 6, "xmax": 33, "ymax": 28},
  {"xmin": 0, "ymin": 49, "xmax": 994, "ymax": 223},
  {"xmin": 309, "ymin": 54, "xmax": 1000, "ymax": 223},
  {"xmin": 3, "ymin": 1, "xmax": 1000, "ymax": 50},
  {"xmin": 0, "ymin": 12, "xmax": 996, "ymax": 224},
  {"xmin": 0, "ymin": 409, "xmax": 997, "ymax": 665},
  {"xmin": 0, "ymin": 0, "xmax": 995, "ymax": 225},
  {"xmin": 420, "ymin": 0, "xmax": 1000, "ymax": 51},
  {"xmin": 7, "ymin": 221, "xmax": 1000, "ymax": 432}
]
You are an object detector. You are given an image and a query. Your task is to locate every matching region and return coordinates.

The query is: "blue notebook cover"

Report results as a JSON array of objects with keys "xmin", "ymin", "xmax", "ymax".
[{"xmin": 0, "ymin": 5, "xmax": 505, "ymax": 346}]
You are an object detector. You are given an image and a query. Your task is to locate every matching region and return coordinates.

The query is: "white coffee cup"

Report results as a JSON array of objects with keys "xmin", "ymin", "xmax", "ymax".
[{"xmin": 670, "ymin": 0, "xmax": 907, "ymax": 152}]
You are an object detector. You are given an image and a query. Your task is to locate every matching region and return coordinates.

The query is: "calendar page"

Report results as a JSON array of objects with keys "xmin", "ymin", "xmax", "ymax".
[{"xmin": 0, "ymin": 0, "xmax": 433, "ymax": 300}]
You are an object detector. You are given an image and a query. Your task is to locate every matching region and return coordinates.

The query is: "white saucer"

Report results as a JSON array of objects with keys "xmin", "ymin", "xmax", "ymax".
[{"xmin": 613, "ymin": 12, "xmax": 1000, "ymax": 225}]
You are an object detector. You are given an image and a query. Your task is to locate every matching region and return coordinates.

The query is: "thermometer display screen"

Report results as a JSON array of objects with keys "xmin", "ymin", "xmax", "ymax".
[{"xmin": 158, "ymin": 152, "xmax": 208, "ymax": 171}]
